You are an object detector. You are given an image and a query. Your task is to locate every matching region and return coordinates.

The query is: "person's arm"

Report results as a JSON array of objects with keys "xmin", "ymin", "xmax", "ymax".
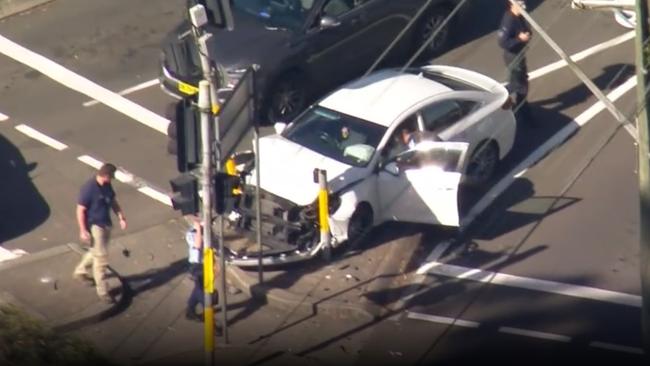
[
  {"xmin": 498, "ymin": 17, "xmax": 520, "ymax": 52},
  {"xmin": 193, "ymin": 220, "xmax": 202, "ymax": 249},
  {"xmin": 77, "ymin": 204, "xmax": 90, "ymax": 243},
  {"xmin": 111, "ymin": 199, "xmax": 127, "ymax": 230}
]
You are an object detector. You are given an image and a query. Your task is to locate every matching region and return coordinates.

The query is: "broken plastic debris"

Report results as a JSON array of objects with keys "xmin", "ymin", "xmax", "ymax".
[
  {"xmin": 325, "ymin": 275, "xmax": 331, "ymax": 280},
  {"xmin": 389, "ymin": 351, "xmax": 403, "ymax": 357}
]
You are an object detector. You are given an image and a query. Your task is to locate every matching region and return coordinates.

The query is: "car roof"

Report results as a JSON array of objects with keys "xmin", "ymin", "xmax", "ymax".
[{"xmin": 318, "ymin": 69, "xmax": 453, "ymax": 127}]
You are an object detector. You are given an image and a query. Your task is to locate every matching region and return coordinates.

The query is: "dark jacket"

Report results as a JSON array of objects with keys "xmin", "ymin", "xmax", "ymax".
[{"xmin": 497, "ymin": 11, "xmax": 531, "ymax": 54}]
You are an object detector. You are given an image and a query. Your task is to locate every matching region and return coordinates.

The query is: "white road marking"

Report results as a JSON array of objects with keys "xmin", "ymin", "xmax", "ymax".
[
  {"xmin": 0, "ymin": 247, "xmax": 28, "ymax": 263},
  {"xmin": 0, "ymin": 34, "xmax": 169, "ymax": 135},
  {"xmin": 83, "ymin": 79, "xmax": 159, "ymax": 107},
  {"xmin": 590, "ymin": 341, "xmax": 644, "ymax": 355},
  {"xmin": 528, "ymin": 31, "xmax": 635, "ymax": 81},
  {"xmin": 498, "ymin": 326, "xmax": 571, "ymax": 342},
  {"xmin": 77, "ymin": 155, "xmax": 171, "ymax": 206},
  {"xmin": 138, "ymin": 186, "xmax": 172, "ymax": 207},
  {"xmin": 420, "ymin": 261, "xmax": 642, "ymax": 307},
  {"xmin": 15, "ymin": 124, "xmax": 68, "ymax": 151},
  {"xmin": 407, "ymin": 311, "xmax": 479, "ymax": 328},
  {"xmin": 0, "ymin": 112, "xmax": 8, "ymax": 121}
]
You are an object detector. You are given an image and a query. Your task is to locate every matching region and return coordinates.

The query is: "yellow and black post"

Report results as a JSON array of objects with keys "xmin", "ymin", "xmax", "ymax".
[{"xmin": 316, "ymin": 169, "xmax": 331, "ymax": 261}]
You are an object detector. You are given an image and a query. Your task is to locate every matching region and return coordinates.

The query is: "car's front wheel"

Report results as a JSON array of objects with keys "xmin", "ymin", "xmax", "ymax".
[
  {"xmin": 465, "ymin": 141, "xmax": 499, "ymax": 187},
  {"xmin": 414, "ymin": 7, "xmax": 452, "ymax": 60},
  {"xmin": 265, "ymin": 72, "xmax": 307, "ymax": 125}
]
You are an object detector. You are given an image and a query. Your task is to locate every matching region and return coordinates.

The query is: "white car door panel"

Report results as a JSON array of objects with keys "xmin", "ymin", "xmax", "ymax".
[{"xmin": 377, "ymin": 141, "xmax": 468, "ymax": 227}]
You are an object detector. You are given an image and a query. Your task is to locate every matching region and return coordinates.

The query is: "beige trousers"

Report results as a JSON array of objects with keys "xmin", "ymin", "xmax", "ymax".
[{"xmin": 74, "ymin": 225, "xmax": 111, "ymax": 297}]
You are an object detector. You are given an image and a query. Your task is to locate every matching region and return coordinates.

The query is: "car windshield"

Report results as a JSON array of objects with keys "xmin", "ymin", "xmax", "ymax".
[
  {"xmin": 283, "ymin": 106, "xmax": 387, "ymax": 167},
  {"xmin": 233, "ymin": 0, "xmax": 314, "ymax": 31}
]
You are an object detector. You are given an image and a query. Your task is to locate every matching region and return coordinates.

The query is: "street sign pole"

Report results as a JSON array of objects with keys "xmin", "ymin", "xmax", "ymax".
[{"xmin": 633, "ymin": 0, "xmax": 650, "ymax": 355}]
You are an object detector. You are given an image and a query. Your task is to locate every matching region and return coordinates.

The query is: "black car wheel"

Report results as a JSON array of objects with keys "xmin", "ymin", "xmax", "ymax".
[
  {"xmin": 465, "ymin": 141, "xmax": 499, "ymax": 187},
  {"xmin": 347, "ymin": 204, "xmax": 373, "ymax": 247},
  {"xmin": 266, "ymin": 73, "xmax": 307, "ymax": 124},
  {"xmin": 414, "ymin": 7, "xmax": 452, "ymax": 59}
]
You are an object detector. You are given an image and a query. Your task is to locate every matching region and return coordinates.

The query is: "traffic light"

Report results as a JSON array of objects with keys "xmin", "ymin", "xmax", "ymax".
[
  {"xmin": 165, "ymin": 99, "xmax": 201, "ymax": 173},
  {"xmin": 214, "ymin": 171, "xmax": 240, "ymax": 214},
  {"xmin": 186, "ymin": 0, "xmax": 234, "ymax": 30},
  {"xmin": 170, "ymin": 173, "xmax": 199, "ymax": 215}
]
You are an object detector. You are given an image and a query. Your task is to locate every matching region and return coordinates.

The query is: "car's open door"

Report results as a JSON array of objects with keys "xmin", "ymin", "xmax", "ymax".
[{"xmin": 377, "ymin": 141, "xmax": 469, "ymax": 227}]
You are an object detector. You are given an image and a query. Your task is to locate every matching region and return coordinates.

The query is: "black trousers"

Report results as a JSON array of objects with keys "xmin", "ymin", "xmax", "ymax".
[
  {"xmin": 503, "ymin": 51, "xmax": 531, "ymax": 120},
  {"xmin": 187, "ymin": 263, "xmax": 219, "ymax": 313}
]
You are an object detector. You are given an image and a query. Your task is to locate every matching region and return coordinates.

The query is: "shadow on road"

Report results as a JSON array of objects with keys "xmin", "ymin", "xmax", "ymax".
[{"xmin": 0, "ymin": 133, "xmax": 50, "ymax": 245}]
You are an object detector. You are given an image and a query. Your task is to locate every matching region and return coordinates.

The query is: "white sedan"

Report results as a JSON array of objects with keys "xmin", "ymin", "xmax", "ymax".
[{"xmin": 226, "ymin": 65, "xmax": 516, "ymax": 266}]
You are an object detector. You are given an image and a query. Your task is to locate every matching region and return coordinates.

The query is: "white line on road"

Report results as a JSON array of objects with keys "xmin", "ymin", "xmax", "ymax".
[
  {"xmin": 590, "ymin": 341, "xmax": 645, "ymax": 355},
  {"xmin": 407, "ymin": 311, "xmax": 480, "ymax": 328},
  {"xmin": 0, "ymin": 247, "xmax": 27, "ymax": 263},
  {"xmin": 138, "ymin": 186, "xmax": 172, "ymax": 207},
  {"xmin": 421, "ymin": 262, "xmax": 642, "ymax": 307},
  {"xmin": 77, "ymin": 155, "xmax": 171, "ymax": 206},
  {"xmin": 498, "ymin": 326, "xmax": 571, "ymax": 342},
  {"xmin": 0, "ymin": 34, "xmax": 169, "ymax": 135},
  {"xmin": 15, "ymin": 124, "xmax": 68, "ymax": 151},
  {"xmin": 528, "ymin": 31, "xmax": 635, "ymax": 81},
  {"xmin": 0, "ymin": 112, "xmax": 8, "ymax": 121},
  {"xmin": 83, "ymin": 79, "xmax": 159, "ymax": 107}
]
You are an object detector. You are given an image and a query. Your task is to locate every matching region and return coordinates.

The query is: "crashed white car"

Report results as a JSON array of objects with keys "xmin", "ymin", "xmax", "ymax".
[{"xmin": 225, "ymin": 65, "xmax": 516, "ymax": 266}]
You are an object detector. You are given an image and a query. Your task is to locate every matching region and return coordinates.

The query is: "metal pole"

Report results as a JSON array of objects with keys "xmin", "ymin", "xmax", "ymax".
[
  {"xmin": 197, "ymin": 31, "xmax": 229, "ymax": 345},
  {"xmin": 197, "ymin": 80, "xmax": 214, "ymax": 366},
  {"xmin": 514, "ymin": 0, "xmax": 629, "ymax": 125},
  {"xmin": 634, "ymin": 0, "xmax": 650, "ymax": 355},
  {"xmin": 255, "ymin": 125, "xmax": 263, "ymax": 283},
  {"xmin": 317, "ymin": 169, "xmax": 331, "ymax": 261}
]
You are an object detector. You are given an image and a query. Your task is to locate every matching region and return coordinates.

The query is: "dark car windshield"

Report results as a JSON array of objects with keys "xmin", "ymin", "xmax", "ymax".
[
  {"xmin": 233, "ymin": 0, "xmax": 314, "ymax": 31},
  {"xmin": 283, "ymin": 106, "xmax": 387, "ymax": 167}
]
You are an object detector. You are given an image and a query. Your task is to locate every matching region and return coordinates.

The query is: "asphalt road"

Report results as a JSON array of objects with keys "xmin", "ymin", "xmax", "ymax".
[{"xmin": 0, "ymin": 0, "xmax": 644, "ymax": 364}]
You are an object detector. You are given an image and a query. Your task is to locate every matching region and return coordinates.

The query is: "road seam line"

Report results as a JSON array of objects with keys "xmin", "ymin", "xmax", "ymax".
[
  {"xmin": 589, "ymin": 341, "xmax": 644, "ymax": 354},
  {"xmin": 421, "ymin": 261, "xmax": 641, "ymax": 307},
  {"xmin": 406, "ymin": 311, "xmax": 479, "ymax": 328},
  {"xmin": 0, "ymin": 34, "xmax": 169, "ymax": 134},
  {"xmin": 83, "ymin": 79, "xmax": 159, "ymax": 107},
  {"xmin": 77, "ymin": 155, "xmax": 171, "ymax": 206},
  {"xmin": 15, "ymin": 124, "xmax": 68, "ymax": 150},
  {"xmin": 498, "ymin": 326, "xmax": 571, "ymax": 342}
]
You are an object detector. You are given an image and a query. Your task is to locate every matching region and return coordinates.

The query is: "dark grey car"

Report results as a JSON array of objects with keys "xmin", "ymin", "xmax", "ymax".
[{"xmin": 160, "ymin": 0, "xmax": 466, "ymax": 124}]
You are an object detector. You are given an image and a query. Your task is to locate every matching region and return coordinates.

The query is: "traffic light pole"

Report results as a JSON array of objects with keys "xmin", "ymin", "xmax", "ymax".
[
  {"xmin": 196, "ymin": 24, "xmax": 229, "ymax": 345},
  {"xmin": 634, "ymin": 0, "xmax": 650, "ymax": 355},
  {"xmin": 197, "ymin": 80, "xmax": 215, "ymax": 366}
]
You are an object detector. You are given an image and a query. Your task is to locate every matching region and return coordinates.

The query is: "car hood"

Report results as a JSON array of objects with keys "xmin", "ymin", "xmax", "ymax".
[{"xmin": 249, "ymin": 135, "xmax": 363, "ymax": 206}]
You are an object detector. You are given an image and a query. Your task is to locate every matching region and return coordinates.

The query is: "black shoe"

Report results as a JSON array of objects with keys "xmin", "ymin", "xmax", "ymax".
[{"xmin": 185, "ymin": 309, "xmax": 202, "ymax": 322}]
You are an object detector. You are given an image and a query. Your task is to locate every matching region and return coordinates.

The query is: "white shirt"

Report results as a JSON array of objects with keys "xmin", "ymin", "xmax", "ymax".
[{"xmin": 185, "ymin": 228, "xmax": 201, "ymax": 264}]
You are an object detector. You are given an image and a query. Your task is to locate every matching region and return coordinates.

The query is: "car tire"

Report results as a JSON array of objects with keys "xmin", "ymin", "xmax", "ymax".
[
  {"xmin": 347, "ymin": 203, "xmax": 374, "ymax": 248},
  {"xmin": 265, "ymin": 72, "xmax": 307, "ymax": 124},
  {"xmin": 465, "ymin": 141, "xmax": 499, "ymax": 187},
  {"xmin": 413, "ymin": 7, "xmax": 452, "ymax": 60}
]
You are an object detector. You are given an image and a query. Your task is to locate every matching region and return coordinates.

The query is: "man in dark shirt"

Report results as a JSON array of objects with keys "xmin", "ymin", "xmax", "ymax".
[
  {"xmin": 498, "ymin": 0, "xmax": 534, "ymax": 124},
  {"xmin": 73, "ymin": 163, "xmax": 127, "ymax": 303}
]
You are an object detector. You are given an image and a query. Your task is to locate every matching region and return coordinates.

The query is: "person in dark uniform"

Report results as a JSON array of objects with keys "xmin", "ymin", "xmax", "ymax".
[{"xmin": 498, "ymin": 0, "xmax": 534, "ymax": 124}]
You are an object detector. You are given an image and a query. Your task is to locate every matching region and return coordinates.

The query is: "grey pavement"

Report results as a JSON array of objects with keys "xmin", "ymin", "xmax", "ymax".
[
  {"xmin": 0, "ymin": 0, "xmax": 53, "ymax": 19},
  {"xmin": 0, "ymin": 215, "xmax": 431, "ymax": 365}
]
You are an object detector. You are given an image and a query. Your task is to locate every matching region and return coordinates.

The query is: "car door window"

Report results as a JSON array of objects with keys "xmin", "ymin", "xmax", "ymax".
[
  {"xmin": 421, "ymin": 100, "xmax": 477, "ymax": 134},
  {"xmin": 382, "ymin": 115, "xmax": 418, "ymax": 162}
]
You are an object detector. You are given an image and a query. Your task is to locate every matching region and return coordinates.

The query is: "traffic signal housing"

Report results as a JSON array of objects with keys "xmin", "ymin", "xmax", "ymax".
[
  {"xmin": 166, "ymin": 99, "xmax": 201, "ymax": 173},
  {"xmin": 214, "ymin": 171, "xmax": 240, "ymax": 215},
  {"xmin": 170, "ymin": 173, "xmax": 199, "ymax": 215}
]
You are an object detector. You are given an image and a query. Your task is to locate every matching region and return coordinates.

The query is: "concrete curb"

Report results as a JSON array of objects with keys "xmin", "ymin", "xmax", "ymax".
[
  {"xmin": 225, "ymin": 246, "xmax": 404, "ymax": 322},
  {"xmin": 0, "ymin": 0, "xmax": 54, "ymax": 19},
  {"xmin": 0, "ymin": 243, "xmax": 72, "ymax": 273}
]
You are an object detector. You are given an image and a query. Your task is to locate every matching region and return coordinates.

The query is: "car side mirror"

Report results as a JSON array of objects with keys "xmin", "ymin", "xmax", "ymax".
[
  {"xmin": 274, "ymin": 122, "xmax": 287, "ymax": 134},
  {"xmin": 320, "ymin": 16, "xmax": 341, "ymax": 29}
]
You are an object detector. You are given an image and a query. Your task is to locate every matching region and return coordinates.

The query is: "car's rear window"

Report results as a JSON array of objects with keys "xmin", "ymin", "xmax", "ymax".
[{"xmin": 407, "ymin": 70, "xmax": 483, "ymax": 92}]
